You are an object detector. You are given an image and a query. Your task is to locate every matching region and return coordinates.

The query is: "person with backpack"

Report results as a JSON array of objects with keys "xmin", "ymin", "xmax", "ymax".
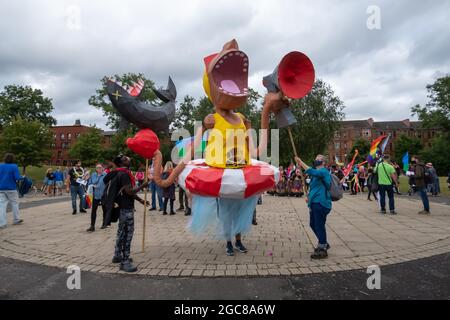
[
  {"xmin": 295, "ymin": 154, "xmax": 332, "ymax": 260},
  {"xmin": 105, "ymin": 154, "xmax": 149, "ymax": 273},
  {"xmin": 366, "ymin": 167, "xmax": 378, "ymax": 201},
  {"xmin": 411, "ymin": 156, "xmax": 431, "ymax": 214},
  {"xmin": 0, "ymin": 153, "xmax": 24, "ymax": 229},
  {"xmin": 374, "ymin": 154, "xmax": 399, "ymax": 215}
]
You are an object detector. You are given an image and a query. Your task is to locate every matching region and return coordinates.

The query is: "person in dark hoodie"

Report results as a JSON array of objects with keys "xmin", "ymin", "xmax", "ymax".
[
  {"xmin": 104, "ymin": 154, "xmax": 149, "ymax": 272},
  {"xmin": 411, "ymin": 155, "xmax": 430, "ymax": 215}
]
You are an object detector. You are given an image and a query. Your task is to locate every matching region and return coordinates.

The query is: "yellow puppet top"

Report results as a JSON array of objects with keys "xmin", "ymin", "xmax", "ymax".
[{"xmin": 205, "ymin": 112, "xmax": 250, "ymax": 169}]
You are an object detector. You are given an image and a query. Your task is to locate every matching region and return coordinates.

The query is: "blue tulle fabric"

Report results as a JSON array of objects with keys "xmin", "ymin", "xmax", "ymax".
[{"xmin": 188, "ymin": 195, "xmax": 258, "ymax": 240}]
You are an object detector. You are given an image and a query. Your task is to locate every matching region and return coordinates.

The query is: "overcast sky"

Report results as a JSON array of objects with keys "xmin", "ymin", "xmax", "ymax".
[{"xmin": 1, "ymin": 0, "xmax": 449, "ymax": 129}]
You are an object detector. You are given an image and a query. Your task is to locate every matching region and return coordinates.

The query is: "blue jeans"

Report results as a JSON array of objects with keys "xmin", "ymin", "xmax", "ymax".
[
  {"xmin": 0, "ymin": 190, "xmax": 21, "ymax": 227},
  {"xmin": 150, "ymin": 181, "xmax": 163, "ymax": 210},
  {"xmin": 70, "ymin": 185, "xmax": 85, "ymax": 212},
  {"xmin": 417, "ymin": 187, "xmax": 430, "ymax": 212},
  {"xmin": 309, "ymin": 203, "xmax": 331, "ymax": 246},
  {"xmin": 379, "ymin": 184, "xmax": 395, "ymax": 211}
]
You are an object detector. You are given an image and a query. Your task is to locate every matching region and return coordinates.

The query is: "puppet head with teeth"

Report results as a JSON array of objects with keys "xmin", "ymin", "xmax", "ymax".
[{"xmin": 203, "ymin": 39, "xmax": 249, "ymax": 110}]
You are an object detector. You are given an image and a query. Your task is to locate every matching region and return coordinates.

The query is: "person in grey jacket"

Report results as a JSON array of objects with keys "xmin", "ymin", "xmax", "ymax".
[{"xmin": 86, "ymin": 164, "xmax": 107, "ymax": 232}]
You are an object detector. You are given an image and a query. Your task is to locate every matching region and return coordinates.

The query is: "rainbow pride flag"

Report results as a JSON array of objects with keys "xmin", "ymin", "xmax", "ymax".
[
  {"xmin": 175, "ymin": 135, "xmax": 207, "ymax": 157},
  {"xmin": 367, "ymin": 135, "xmax": 390, "ymax": 165}
]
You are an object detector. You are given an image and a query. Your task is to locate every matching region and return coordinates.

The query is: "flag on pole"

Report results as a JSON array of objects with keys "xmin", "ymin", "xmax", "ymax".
[
  {"xmin": 367, "ymin": 135, "xmax": 390, "ymax": 165},
  {"xmin": 402, "ymin": 152, "xmax": 409, "ymax": 172}
]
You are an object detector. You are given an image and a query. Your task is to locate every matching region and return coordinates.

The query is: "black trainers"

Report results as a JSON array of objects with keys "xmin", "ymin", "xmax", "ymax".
[
  {"xmin": 80, "ymin": 209, "xmax": 87, "ymax": 213},
  {"xmin": 100, "ymin": 225, "xmax": 107, "ymax": 229},
  {"xmin": 311, "ymin": 248, "xmax": 328, "ymax": 259},
  {"xmin": 120, "ymin": 260, "xmax": 137, "ymax": 273},
  {"xmin": 226, "ymin": 242, "xmax": 234, "ymax": 256},
  {"xmin": 149, "ymin": 208, "xmax": 156, "ymax": 211},
  {"xmin": 162, "ymin": 211, "xmax": 168, "ymax": 215},
  {"xmin": 86, "ymin": 226, "xmax": 95, "ymax": 232},
  {"xmin": 252, "ymin": 219, "xmax": 258, "ymax": 226},
  {"xmin": 170, "ymin": 211, "xmax": 176, "ymax": 215},
  {"xmin": 72, "ymin": 210, "xmax": 77, "ymax": 215},
  {"xmin": 13, "ymin": 219, "xmax": 24, "ymax": 225},
  {"xmin": 235, "ymin": 241, "xmax": 248, "ymax": 253},
  {"xmin": 185, "ymin": 208, "xmax": 192, "ymax": 216},
  {"xmin": 380, "ymin": 210, "xmax": 387, "ymax": 214},
  {"xmin": 390, "ymin": 210, "xmax": 397, "ymax": 215},
  {"xmin": 112, "ymin": 256, "xmax": 133, "ymax": 264}
]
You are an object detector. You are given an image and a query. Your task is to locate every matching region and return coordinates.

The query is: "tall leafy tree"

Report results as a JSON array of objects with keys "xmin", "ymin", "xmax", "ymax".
[
  {"xmin": 279, "ymin": 79, "xmax": 345, "ymax": 165},
  {"xmin": 0, "ymin": 85, "xmax": 56, "ymax": 128},
  {"xmin": 68, "ymin": 128, "xmax": 105, "ymax": 167},
  {"xmin": 412, "ymin": 75, "xmax": 450, "ymax": 175},
  {"xmin": 0, "ymin": 118, "xmax": 52, "ymax": 173},
  {"xmin": 88, "ymin": 73, "xmax": 158, "ymax": 130},
  {"xmin": 393, "ymin": 135, "xmax": 422, "ymax": 165},
  {"xmin": 348, "ymin": 138, "xmax": 371, "ymax": 163}
]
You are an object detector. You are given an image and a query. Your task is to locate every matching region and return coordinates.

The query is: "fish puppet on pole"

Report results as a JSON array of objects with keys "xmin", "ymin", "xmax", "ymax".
[
  {"xmin": 106, "ymin": 77, "xmax": 186, "ymax": 252},
  {"xmin": 262, "ymin": 51, "xmax": 315, "ymax": 196}
]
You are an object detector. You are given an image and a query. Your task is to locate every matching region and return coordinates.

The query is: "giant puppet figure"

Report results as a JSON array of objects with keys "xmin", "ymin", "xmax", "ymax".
[{"xmin": 177, "ymin": 39, "xmax": 286, "ymax": 256}]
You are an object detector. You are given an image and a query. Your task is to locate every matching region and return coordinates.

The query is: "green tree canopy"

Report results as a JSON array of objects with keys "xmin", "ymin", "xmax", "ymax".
[
  {"xmin": 0, "ymin": 118, "xmax": 52, "ymax": 173},
  {"xmin": 88, "ymin": 73, "xmax": 158, "ymax": 130},
  {"xmin": 393, "ymin": 135, "xmax": 422, "ymax": 165},
  {"xmin": 412, "ymin": 75, "xmax": 450, "ymax": 175},
  {"xmin": 348, "ymin": 138, "xmax": 371, "ymax": 163},
  {"xmin": 68, "ymin": 128, "xmax": 105, "ymax": 167},
  {"xmin": 279, "ymin": 79, "xmax": 345, "ymax": 165},
  {"xmin": 0, "ymin": 85, "xmax": 56, "ymax": 128},
  {"xmin": 412, "ymin": 75, "xmax": 450, "ymax": 133}
]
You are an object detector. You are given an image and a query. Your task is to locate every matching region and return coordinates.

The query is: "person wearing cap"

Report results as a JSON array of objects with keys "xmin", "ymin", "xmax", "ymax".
[{"xmin": 411, "ymin": 156, "xmax": 431, "ymax": 214}]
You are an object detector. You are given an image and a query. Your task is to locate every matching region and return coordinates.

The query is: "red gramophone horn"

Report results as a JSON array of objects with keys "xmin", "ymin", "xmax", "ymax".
[{"xmin": 263, "ymin": 51, "xmax": 315, "ymax": 99}]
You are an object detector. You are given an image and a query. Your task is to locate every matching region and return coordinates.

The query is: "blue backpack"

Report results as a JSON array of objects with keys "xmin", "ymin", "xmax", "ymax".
[{"xmin": 19, "ymin": 177, "xmax": 33, "ymax": 196}]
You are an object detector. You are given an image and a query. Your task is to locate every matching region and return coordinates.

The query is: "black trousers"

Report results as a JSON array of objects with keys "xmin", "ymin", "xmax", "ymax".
[
  {"xmin": 91, "ymin": 199, "xmax": 106, "ymax": 227},
  {"xmin": 163, "ymin": 198, "xmax": 174, "ymax": 213},
  {"xmin": 178, "ymin": 188, "xmax": 189, "ymax": 210}
]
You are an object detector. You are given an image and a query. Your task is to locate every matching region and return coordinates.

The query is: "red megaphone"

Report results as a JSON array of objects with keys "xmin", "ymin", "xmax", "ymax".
[{"xmin": 263, "ymin": 51, "xmax": 315, "ymax": 99}]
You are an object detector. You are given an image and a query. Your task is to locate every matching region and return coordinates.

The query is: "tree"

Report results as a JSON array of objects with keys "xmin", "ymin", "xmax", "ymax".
[
  {"xmin": 68, "ymin": 128, "xmax": 105, "ymax": 167},
  {"xmin": 393, "ymin": 135, "xmax": 422, "ymax": 165},
  {"xmin": 412, "ymin": 75, "xmax": 450, "ymax": 175},
  {"xmin": 412, "ymin": 75, "xmax": 450, "ymax": 133},
  {"xmin": 420, "ymin": 135, "xmax": 450, "ymax": 176},
  {"xmin": 88, "ymin": 73, "xmax": 158, "ymax": 130},
  {"xmin": 348, "ymin": 138, "xmax": 371, "ymax": 163},
  {"xmin": 278, "ymin": 79, "xmax": 345, "ymax": 165},
  {"xmin": 0, "ymin": 118, "xmax": 52, "ymax": 173},
  {"xmin": 0, "ymin": 85, "xmax": 56, "ymax": 128}
]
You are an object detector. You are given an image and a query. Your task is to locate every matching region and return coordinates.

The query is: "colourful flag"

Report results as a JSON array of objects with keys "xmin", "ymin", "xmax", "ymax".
[
  {"xmin": 175, "ymin": 135, "xmax": 207, "ymax": 157},
  {"xmin": 402, "ymin": 152, "xmax": 409, "ymax": 172},
  {"xmin": 343, "ymin": 149, "xmax": 359, "ymax": 177},
  {"xmin": 367, "ymin": 135, "xmax": 388, "ymax": 165}
]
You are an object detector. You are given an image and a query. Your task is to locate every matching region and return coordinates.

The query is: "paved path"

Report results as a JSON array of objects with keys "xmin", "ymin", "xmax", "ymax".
[
  {"xmin": 1, "ymin": 193, "xmax": 449, "ymax": 277},
  {"xmin": 1, "ymin": 253, "xmax": 449, "ymax": 299}
]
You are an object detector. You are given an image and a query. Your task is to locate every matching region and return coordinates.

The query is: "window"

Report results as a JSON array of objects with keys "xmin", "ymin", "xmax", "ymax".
[
  {"xmin": 51, "ymin": 143, "xmax": 56, "ymax": 148},
  {"xmin": 53, "ymin": 133, "xmax": 57, "ymax": 139},
  {"xmin": 363, "ymin": 129, "xmax": 371, "ymax": 137},
  {"xmin": 57, "ymin": 151, "xmax": 62, "ymax": 158},
  {"xmin": 76, "ymin": 133, "xmax": 81, "ymax": 138},
  {"xmin": 68, "ymin": 133, "xmax": 72, "ymax": 140},
  {"xmin": 60, "ymin": 133, "xmax": 65, "ymax": 140},
  {"xmin": 335, "ymin": 142, "xmax": 340, "ymax": 150},
  {"xmin": 334, "ymin": 132, "xmax": 341, "ymax": 138}
]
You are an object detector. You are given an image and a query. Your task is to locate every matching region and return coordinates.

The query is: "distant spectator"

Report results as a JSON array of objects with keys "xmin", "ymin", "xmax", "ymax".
[
  {"xmin": 67, "ymin": 160, "xmax": 87, "ymax": 215},
  {"xmin": 161, "ymin": 161, "xmax": 176, "ymax": 215},
  {"xmin": 46, "ymin": 168, "xmax": 55, "ymax": 196},
  {"xmin": 426, "ymin": 163, "xmax": 439, "ymax": 196},
  {"xmin": 374, "ymin": 154, "xmax": 399, "ymax": 215},
  {"xmin": 86, "ymin": 164, "xmax": 107, "ymax": 232},
  {"xmin": 0, "ymin": 153, "xmax": 24, "ymax": 228},
  {"xmin": 54, "ymin": 167, "xmax": 64, "ymax": 196},
  {"xmin": 366, "ymin": 168, "xmax": 378, "ymax": 201},
  {"xmin": 135, "ymin": 167, "xmax": 145, "ymax": 188},
  {"xmin": 411, "ymin": 156, "xmax": 431, "ymax": 214}
]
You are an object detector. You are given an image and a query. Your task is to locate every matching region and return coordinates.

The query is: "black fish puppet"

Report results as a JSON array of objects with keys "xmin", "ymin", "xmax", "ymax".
[{"xmin": 106, "ymin": 77, "xmax": 176, "ymax": 133}]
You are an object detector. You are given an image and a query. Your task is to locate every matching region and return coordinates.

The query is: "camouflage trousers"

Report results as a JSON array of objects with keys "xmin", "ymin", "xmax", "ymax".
[{"xmin": 114, "ymin": 209, "xmax": 135, "ymax": 261}]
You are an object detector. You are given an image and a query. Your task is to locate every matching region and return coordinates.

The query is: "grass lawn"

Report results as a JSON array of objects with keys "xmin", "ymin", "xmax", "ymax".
[{"xmin": 399, "ymin": 175, "xmax": 449, "ymax": 197}]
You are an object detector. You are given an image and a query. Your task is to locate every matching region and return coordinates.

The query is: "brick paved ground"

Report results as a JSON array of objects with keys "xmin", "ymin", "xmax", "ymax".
[{"xmin": 1, "ymin": 193, "xmax": 449, "ymax": 277}]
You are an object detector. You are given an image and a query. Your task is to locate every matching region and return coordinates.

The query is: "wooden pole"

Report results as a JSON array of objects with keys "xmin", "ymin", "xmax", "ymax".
[
  {"xmin": 142, "ymin": 159, "xmax": 149, "ymax": 252},
  {"xmin": 287, "ymin": 126, "xmax": 308, "ymax": 197}
]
